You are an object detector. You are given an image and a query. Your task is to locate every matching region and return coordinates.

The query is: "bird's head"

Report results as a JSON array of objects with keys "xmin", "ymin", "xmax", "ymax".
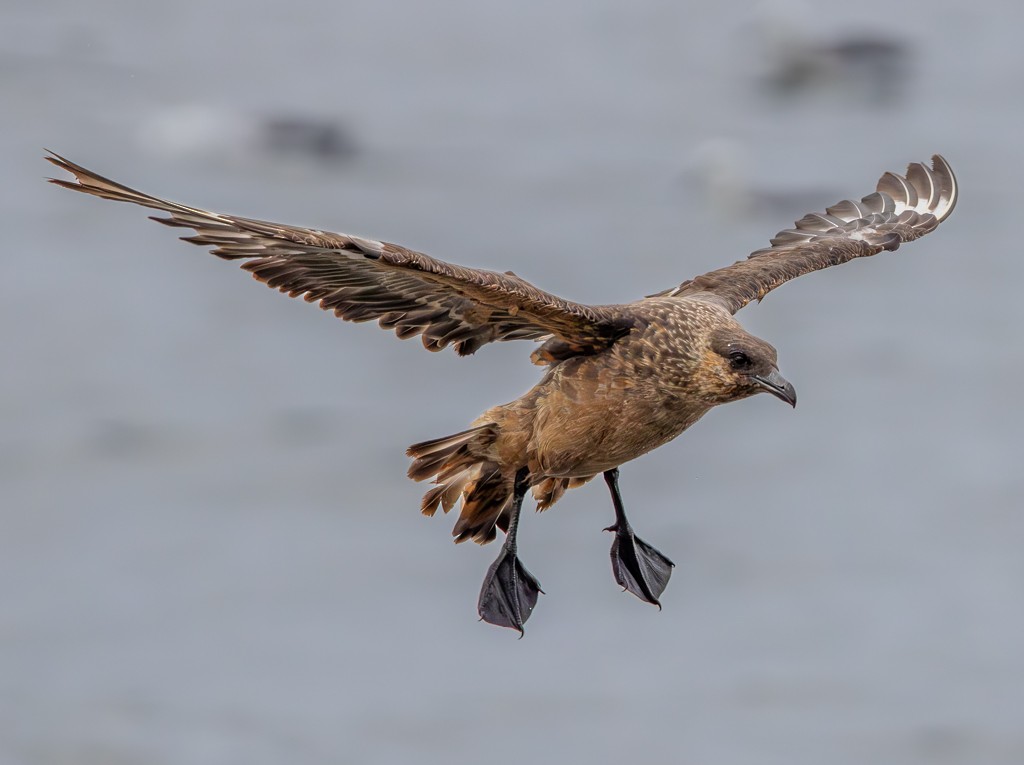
[{"xmin": 695, "ymin": 325, "xmax": 797, "ymax": 407}]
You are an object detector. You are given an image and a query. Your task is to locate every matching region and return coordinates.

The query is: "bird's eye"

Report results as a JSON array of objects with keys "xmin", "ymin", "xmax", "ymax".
[{"xmin": 728, "ymin": 351, "xmax": 752, "ymax": 370}]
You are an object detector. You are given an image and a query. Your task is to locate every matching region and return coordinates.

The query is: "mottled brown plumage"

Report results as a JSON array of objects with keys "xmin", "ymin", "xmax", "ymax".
[{"xmin": 47, "ymin": 151, "xmax": 957, "ymax": 632}]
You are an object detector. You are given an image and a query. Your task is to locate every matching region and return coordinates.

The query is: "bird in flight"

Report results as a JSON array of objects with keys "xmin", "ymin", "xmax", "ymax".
[{"xmin": 47, "ymin": 151, "xmax": 957, "ymax": 634}]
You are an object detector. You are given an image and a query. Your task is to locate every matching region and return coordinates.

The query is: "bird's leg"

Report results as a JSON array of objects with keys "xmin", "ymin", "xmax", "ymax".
[
  {"xmin": 603, "ymin": 467, "xmax": 675, "ymax": 608},
  {"xmin": 477, "ymin": 467, "xmax": 543, "ymax": 635}
]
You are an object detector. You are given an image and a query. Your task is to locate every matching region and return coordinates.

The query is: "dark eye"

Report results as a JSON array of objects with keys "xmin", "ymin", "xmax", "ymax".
[{"xmin": 728, "ymin": 351, "xmax": 752, "ymax": 371}]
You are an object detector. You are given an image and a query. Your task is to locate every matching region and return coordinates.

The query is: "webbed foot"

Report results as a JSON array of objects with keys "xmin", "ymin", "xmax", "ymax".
[
  {"xmin": 606, "ymin": 523, "xmax": 674, "ymax": 607},
  {"xmin": 602, "ymin": 467, "xmax": 675, "ymax": 607},
  {"xmin": 477, "ymin": 545, "xmax": 544, "ymax": 635}
]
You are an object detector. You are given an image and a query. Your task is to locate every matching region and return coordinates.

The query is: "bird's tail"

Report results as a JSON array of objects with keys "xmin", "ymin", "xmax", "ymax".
[{"xmin": 407, "ymin": 424, "xmax": 513, "ymax": 544}]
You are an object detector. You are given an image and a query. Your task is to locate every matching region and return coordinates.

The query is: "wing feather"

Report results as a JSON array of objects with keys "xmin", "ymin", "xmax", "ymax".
[
  {"xmin": 659, "ymin": 155, "xmax": 958, "ymax": 313},
  {"xmin": 47, "ymin": 151, "xmax": 626, "ymax": 357}
]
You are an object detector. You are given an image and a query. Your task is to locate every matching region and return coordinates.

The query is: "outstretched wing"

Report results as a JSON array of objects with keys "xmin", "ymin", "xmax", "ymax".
[
  {"xmin": 47, "ymin": 152, "xmax": 627, "ymax": 357},
  {"xmin": 659, "ymin": 155, "xmax": 958, "ymax": 313}
]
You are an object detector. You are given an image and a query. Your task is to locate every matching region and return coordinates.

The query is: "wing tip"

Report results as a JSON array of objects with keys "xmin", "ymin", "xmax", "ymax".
[
  {"xmin": 876, "ymin": 154, "xmax": 958, "ymax": 224},
  {"xmin": 928, "ymin": 153, "xmax": 958, "ymax": 222},
  {"xmin": 44, "ymin": 149, "xmax": 85, "ymax": 180},
  {"xmin": 45, "ymin": 149, "xmax": 87, "ymax": 190},
  {"xmin": 44, "ymin": 149, "xmax": 135, "ymax": 202}
]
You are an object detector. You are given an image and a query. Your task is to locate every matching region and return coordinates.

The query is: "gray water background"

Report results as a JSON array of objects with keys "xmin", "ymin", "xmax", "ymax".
[{"xmin": 3, "ymin": 1, "xmax": 1023, "ymax": 763}]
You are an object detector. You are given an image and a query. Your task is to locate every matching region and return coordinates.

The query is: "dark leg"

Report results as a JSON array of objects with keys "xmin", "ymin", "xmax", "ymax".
[
  {"xmin": 477, "ymin": 467, "xmax": 543, "ymax": 635},
  {"xmin": 604, "ymin": 467, "xmax": 675, "ymax": 608}
]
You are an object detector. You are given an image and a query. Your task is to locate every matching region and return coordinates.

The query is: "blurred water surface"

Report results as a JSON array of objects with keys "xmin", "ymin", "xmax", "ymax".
[{"xmin": 3, "ymin": 1, "xmax": 1023, "ymax": 763}]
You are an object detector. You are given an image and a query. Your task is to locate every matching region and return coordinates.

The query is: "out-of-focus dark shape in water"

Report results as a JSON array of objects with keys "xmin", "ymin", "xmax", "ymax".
[
  {"xmin": 137, "ymin": 104, "xmax": 356, "ymax": 166},
  {"xmin": 261, "ymin": 116, "xmax": 356, "ymax": 163},
  {"xmin": 86, "ymin": 418, "xmax": 162, "ymax": 458},
  {"xmin": 750, "ymin": 0, "xmax": 911, "ymax": 105}
]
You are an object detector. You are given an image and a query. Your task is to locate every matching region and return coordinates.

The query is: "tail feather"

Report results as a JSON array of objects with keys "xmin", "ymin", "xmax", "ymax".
[
  {"xmin": 407, "ymin": 424, "xmax": 512, "ymax": 544},
  {"xmin": 406, "ymin": 425, "xmax": 495, "ymax": 482},
  {"xmin": 408, "ymin": 423, "xmax": 586, "ymax": 543},
  {"xmin": 419, "ymin": 470, "xmax": 471, "ymax": 515},
  {"xmin": 451, "ymin": 464, "xmax": 511, "ymax": 543}
]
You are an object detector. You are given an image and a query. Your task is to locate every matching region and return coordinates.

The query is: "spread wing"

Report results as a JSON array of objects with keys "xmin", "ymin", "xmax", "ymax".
[
  {"xmin": 47, "ymin": 152, "xmax": 627, "ymax": 357},
  {"xmin": 659, "ymin": 155, "xmax": 958, "ymax": 313}
]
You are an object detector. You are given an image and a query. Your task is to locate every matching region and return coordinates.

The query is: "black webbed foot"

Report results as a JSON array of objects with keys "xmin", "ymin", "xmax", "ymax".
[
  {"xmin": 602, "ymin": 467, "xmax": 675, "ymax": 608},
  {"xmin": 476, "ymin": 466, "xmax": 542, "ymax": 635},
  {"xmin": 605, "ymin": 522, "xmax": 674, "ymax": 608},
  {"xmin": 477, "ymin": 545, "xmax": 544, "ymax": 635}
]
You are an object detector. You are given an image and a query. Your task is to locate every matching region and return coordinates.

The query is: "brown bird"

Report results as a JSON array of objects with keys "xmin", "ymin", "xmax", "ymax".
[{"xmin": 47, "ymin": 151, "xmax": 957, "ymax": 633}]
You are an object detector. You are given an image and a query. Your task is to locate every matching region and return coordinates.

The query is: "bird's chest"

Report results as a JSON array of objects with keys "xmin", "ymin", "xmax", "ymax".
[{"xmin": 528, "ymin": 355, "xmax": 705, "ymax": 477}]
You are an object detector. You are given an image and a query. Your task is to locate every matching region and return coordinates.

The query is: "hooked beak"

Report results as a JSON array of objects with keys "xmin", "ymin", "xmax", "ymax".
[{"xmin": 752, "ymin": 369, "xmax": 797, "ymax": 408}]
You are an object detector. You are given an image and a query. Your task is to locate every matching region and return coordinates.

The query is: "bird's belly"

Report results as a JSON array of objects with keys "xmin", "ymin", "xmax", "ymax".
[{"xmin": 528, "ymin": 384, "xmax": 705, "ymax": 478}]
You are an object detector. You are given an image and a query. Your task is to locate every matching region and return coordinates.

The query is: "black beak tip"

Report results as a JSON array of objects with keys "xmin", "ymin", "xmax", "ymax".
[{"xmin": 753, "ymin": 372, "xmax": 797, "ymax": 408}]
